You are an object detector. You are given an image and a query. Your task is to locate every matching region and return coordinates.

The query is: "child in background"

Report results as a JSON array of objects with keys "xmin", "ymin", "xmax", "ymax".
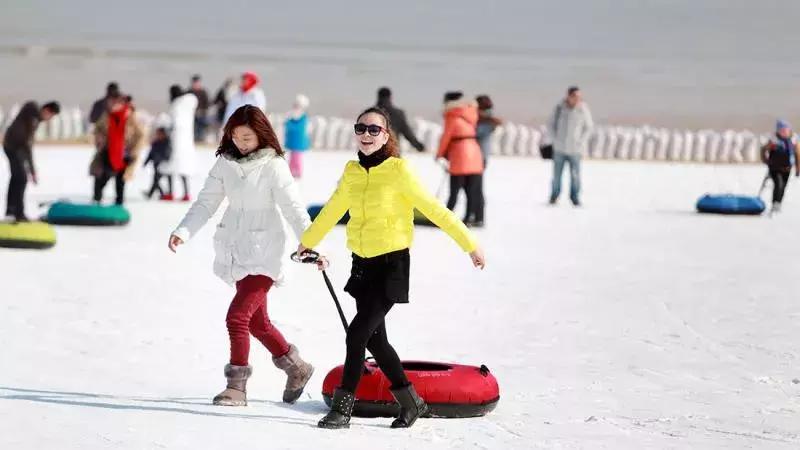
[
  {"xmin": 284, "ymin": 94, "xmax": 311, "ymax": 178},
  {"xmin": 143, "ymin": 127, "xmax": 172, "ymax": 199}
]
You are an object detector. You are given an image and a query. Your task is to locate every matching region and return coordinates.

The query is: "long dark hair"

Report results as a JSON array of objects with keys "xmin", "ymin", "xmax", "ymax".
[
  {"xmin": 217, "ymin": 105, "xmax": 284, "ymax": 158},
  {"xmin": 357, "ymin": 107, "xmax": 399, "ymax": 158}
]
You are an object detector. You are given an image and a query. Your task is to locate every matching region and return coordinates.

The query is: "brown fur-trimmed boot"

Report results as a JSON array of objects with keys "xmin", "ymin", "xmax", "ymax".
[
  {"xmin": 272, "ymin": 344, "xmax": 314, "ymax": 404},
  {"xmin": 212, "ymin": 364, "xmax": 252, "ymax": 406}
]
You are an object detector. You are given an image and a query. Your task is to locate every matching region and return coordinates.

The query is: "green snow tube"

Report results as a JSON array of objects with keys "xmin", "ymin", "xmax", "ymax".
[{"xmin": 45, "ymin": 201, "xmax": 131, "ymax": 226}]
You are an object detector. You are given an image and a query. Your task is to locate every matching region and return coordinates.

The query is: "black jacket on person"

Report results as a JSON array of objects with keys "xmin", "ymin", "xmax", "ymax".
[
  {"xmin": 144, "ymin": 138, "xmax": 172, "ymax": 167},
  {"xmin": 89, "ymin": 97, "xmax": 109, "ymax": 124},
  {"xmin": 376, "ymin": 100, "xmax": 425, "ymax": 152},
  {"xmin": 192, "ymin": 88, "xmax": 210, "ymax": 116},
  {"xmin": 3, "ymin": 101, "xmax": 40, "ymax": 175}
]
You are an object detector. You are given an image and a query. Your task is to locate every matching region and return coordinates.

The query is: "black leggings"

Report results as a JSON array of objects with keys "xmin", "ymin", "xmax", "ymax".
[
  {"xmin": 770, "ymin": 169, "xmax": 790, "ymax": 203},
  {"xmin": 148, "ymin": 165, "xmax": 165, "ymax": 198},
  {"xmin": 4, "ymin": 147, "xmax": 27, "ymax": 219},
  {"xmin": 446, "ymin": 174, "xmax": 484, "ymax": 222},
  {"xmin": 340, "ymin": 297, "xmax": 409, "ymax": 393},
  {"xmin": 167, "ymin": 175, "xmax": 190, "ymax": 197},
  {"xmin": 93, "ymin": 171, "xmax": 125, "ymax": 205}
]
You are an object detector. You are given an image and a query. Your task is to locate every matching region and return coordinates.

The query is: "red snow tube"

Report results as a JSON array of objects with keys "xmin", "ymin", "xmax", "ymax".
[{"xmin": 322, "ymin": 359, "xmax": 500, "ymax": 418}]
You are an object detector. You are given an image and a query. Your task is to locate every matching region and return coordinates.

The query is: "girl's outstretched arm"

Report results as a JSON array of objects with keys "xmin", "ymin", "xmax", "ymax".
[{"xmin": 170, "ymin": 159, "xmax": 227, "ymax": 247}]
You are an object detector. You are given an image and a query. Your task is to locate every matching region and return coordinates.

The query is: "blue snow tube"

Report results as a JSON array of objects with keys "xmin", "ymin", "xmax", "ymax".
[
  {"xmin": 696, "ymin": 194, "xmax": 765, "ymax": 215},
  {"xmin": 45, "ymin": 201, "xmax": 131, "ymax": 226}
]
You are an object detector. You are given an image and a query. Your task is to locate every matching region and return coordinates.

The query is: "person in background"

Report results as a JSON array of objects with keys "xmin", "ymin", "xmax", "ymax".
[
  {"xmin": 760, "ymin": 119, "xmax": 800, "ymax": 215},
  {"xmin": 375, "ymin": 87, "xmax": 425, "ymax": 153},
  {"xmin": 161, "ymin": 85, "xmax": 198, "ymax": 202},
  {"xmin": 89, "ymin": 82, "xmax": 120, "ymax": 124},
  {"xmin": 437, "ymin": 91, "xmax": 485, "ymax": 227},
  {"xmin": 90, "ymin": 95, "xmax": 144, "ymax": 205},
  {"xmin": 3, "ymin": 101, "xmax": 60, "ymax": 221},
  {"xmin": 284, "ymin": 94, "xmax": 311, "ymax": 179},
  {"xmin": 547, "ymin": 85, "xmax": 594, "ymax": 207},
  {"xmin": 475, "ymin": 94, "xmax": 502, "ymax": 169},
  {"xmin": 190, "ymin": 74, "xmax": 210, "ymax": 142},
  {"xmin": 214, "ymin": 78, "xmax": 233, "ymax": 129},
  {"xmin": 224, "ymin": 72, "xmax": 266, "ymax": 122},
  {"xmin": 143, "ymin": 127, "xmax": 172, "ymax": 199}
]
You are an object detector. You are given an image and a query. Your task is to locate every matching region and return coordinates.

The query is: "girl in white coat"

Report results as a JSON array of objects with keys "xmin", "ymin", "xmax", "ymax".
[
  {"xmin": 163, "ymin": 85, "xmax": 197, "ymax": 201},
  {"xmin": 168, "ymin": 105, "xmax": 314, "ymax": 406}
]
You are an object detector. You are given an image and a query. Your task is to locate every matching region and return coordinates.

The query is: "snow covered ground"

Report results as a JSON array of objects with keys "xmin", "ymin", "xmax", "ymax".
[{"xmin": 1, "ymin": 146, "xmax": 799, "ymax": 449}]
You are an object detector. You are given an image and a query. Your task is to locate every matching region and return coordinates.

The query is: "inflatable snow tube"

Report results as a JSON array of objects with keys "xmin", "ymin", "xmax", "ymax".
[
  {"xmin": 45, "ymin": 202, "xmax": 131, "ymax": 226},
  {"xmin": 307, "ymin": 205, "xmax": 435, "ymax": 227},
  {"xmin": 696, "ymin": 194, "xmax": 765, "ymax": 215},
  {"xmin": 322, "ymin": 360, "xmax": 499, "ymax": 418},
  {"xmin": 0, "ymin": 221, "xmax": 57, "ymax": 249}
]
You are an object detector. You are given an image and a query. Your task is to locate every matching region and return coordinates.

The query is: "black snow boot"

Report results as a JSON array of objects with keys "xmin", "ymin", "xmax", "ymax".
[
  {"xmin": 318, "ymin": 388, "xmax": 355, "ymax": 429},
  {"xmin": 390, "ymin": 383, "xmax": 430, "ymax": 428}
]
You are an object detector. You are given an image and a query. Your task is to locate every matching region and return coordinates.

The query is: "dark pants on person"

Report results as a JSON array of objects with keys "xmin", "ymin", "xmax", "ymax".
[
  {"xmin": 339, "ymin": 250, "xmax": 411, "ymax": 393},
  {"xmin": 446, "ymin": 174, "xmax": 484, "ymax": 223},
  {"xmin": 4, "ymin": 147, "xmax": 28, "ymax": 220},
  {"xmin": 94, "ymin": 170, "xmax": 125, "ymax": 205},
  {"xmin": 769, "ymin": 169, "xmax": 791, "ymax": 203},
  {"xmin": 194, "ymin": 116, "xmax": 208, "ymax": 142},
  {"xmin": 148, "ymin": 164, "xmax": 165, "ymax": 198},
  {"xmin": 167, "ymin": 175, "xmax": 190, "ymax": 198}
]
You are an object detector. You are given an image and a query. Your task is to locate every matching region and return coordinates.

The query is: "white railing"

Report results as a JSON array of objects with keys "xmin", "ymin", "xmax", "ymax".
[{"xmin": 0, "ymin": 103, "xmax": 770, "ymax": 163}]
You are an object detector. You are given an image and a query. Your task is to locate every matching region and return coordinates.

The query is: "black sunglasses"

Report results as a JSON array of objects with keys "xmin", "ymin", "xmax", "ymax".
[{"xmin": 354, "ymin": 123, "xmax": 386, "ymax": 136}]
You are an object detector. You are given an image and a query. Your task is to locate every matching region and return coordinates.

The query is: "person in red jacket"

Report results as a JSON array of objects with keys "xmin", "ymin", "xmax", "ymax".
[{"xmin": 436, "ymin": 91, "xmax": 485, "ymax": 227}]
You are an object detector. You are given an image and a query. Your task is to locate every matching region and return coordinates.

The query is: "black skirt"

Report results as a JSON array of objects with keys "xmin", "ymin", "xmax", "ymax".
[{"xmin": 344, "ymin": 249, "xmax": 410, "ymax": 304}]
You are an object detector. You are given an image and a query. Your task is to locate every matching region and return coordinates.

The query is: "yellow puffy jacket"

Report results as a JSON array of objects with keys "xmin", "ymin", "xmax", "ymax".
[{"xmin": 301, "ymin": 157, "xmax": 477, "ymax": 258}]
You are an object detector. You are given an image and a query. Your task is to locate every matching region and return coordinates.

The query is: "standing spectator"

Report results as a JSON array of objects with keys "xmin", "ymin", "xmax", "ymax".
[
  {"xmin": 89, "ymin": 82, "xmax": 121, "ymax": 124},
  {"xmin": 162, "ymin": 85, "xmax": 198, "ymax": 201},
  {"xmin": 375, "ymin": 87, "xmax": 425, "ymax": 153},
  {"xmin": 224, "ymin": 71, "xmax": 266, "ymax": 122},
  {"xmin": 436, "ymin": 91, "xmax": 485, "ymax": 227},
  {"xmin": 284, "ymin": 94, "xmax": 311, "ymax": 179},
  {"xmin": 143, "ymin": 127, "xmax": 172, "ymax": 199},
  {"xmin": 547, "ymin": 86, "xmax": 594, "ymax": 207},
  {"xmin": 760, "ymin": 119, "xmax": 800, "ymax": 215},
  {"xmin": 190, "ymin": 74, "xmax": 210, "ymax": 142},
  {"xmin": 3, "ymin": 101, "xmax": 60, "ymax": 221},
  {"xmin": 475, "ymin": 94, "xmax": 502, "ymax": 169},
  {"xmin": 90, "ymin": 95, "xmax": 144, "ymax": 205},
  {"xmin": 214, "ymin": 78, "xmax": 233, "ymax": 128}
]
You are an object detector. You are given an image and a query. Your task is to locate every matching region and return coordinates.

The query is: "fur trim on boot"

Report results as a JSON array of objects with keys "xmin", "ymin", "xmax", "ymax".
[{"xmin": 213, "ymin": 364, "xmax": 252, "ymax": 406}]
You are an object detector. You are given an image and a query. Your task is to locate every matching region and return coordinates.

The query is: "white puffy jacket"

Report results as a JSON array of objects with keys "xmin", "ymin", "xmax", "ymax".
[{"xmin": 172, "ymin": 148, "xmax": 310, "ymax": 286}]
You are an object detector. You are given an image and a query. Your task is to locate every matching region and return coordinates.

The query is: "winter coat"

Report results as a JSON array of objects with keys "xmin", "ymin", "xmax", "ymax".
[
  {"xmin": 284, "ymin": 113, "xmax": 310, "ymax": 151},
  {"xmin": 144, "ymin": 138, "xmax": 172, "ymax": 167},
  {"xmin": 476, "ymin": 109, "xmax": 501, "ymax": 167},
  {"xmin": 163, "ymin": 93, "xmax": 198, "ymax": 176},
  {"xmin": 375, "ymin": 100, "xmax": 425, "ymax": 152},
  {"xmin": 89, "ymin": 96, "xmax": 109, "ymax": 124},
  {"xmin": 762, "ymin": 135, "xmax": 800, "ymax": 171},
  {"xmin": 301, "ymin": 157, "xmax": 477, "ymax": 258},
  {"xmin": 436, "ymin": 101, "xmax": 484, "ymax": 175},
  {"xmin": 172, "ymin": 148, "xmax": 311, "ymax": 286},
  {"xmin": 90, "ymin": 110, "xmax": 145, "ymax": 179},
  {"xmin": 2, "ymin": 101, "xmax": 40, "ymax": 175},
  {"xmin": 191, "ymin": 88, "xmax": 210, "ymax": 116},
  {"xmin": 224, "ymin": 88, "xmax": 267, "ymax": 122},
  {"xmin": 548, "ymin": 101, "xmax": 594, "ymax": 157}
]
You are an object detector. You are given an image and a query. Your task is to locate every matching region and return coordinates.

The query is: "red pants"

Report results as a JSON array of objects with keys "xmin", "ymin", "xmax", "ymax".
[{"xmin": 226, "ymin": 275, "xmax": 290, "ymax": 366}]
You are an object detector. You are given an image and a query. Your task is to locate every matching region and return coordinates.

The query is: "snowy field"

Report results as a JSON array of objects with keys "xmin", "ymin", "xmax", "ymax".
[{"xmin": 1, "ymin": 146, "xmax": 799, "ymax": 449}]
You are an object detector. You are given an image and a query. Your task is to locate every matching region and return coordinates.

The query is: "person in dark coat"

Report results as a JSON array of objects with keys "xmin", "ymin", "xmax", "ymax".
[
  {"xmin": 375, "ymin": 87, "xmax": 425, "ymax": 153},
  {"xmin": 190, "ymin": 74, "xmax": 210, "ymax": 142},
  {"xmin": 143, "ymin": 127, "xmax": 172, "ymax": 199},
  {"xmin": 89, "ymin": 82, "xmax": 120, "ymax": 124},
  {"xmin": 3, "ymin": 101, "xmax": 60, "ymax": 221}
]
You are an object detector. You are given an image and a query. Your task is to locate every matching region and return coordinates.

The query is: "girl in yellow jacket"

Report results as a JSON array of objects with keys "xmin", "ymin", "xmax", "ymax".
[{"xmin": 297, "ymin": 107, "xmax": 486, "ymax": 430}]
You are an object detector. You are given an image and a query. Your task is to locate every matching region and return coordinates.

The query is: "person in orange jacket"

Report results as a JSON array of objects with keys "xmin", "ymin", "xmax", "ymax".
[{"xmin": 436, "ymin": 91, "xmax": 485, "ymax": 227}]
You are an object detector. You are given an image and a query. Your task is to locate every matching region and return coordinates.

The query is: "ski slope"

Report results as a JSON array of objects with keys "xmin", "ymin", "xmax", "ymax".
[{"xmin": 1, "ymin": 146, "xmax": 799, "ymax": 449}]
